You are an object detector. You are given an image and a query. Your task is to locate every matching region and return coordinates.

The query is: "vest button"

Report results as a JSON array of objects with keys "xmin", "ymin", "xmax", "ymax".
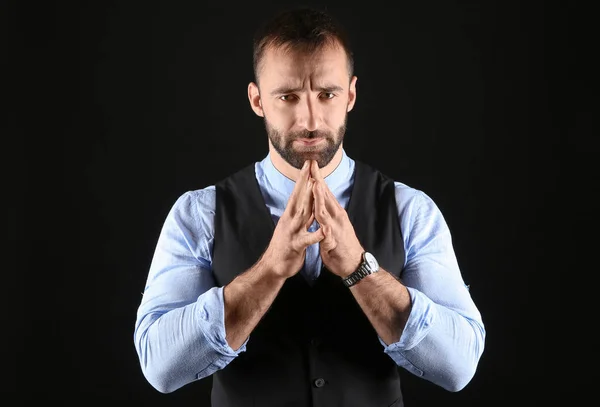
[{"xmin": 314, "ymin": 378, "xmax": 326, "ymax": 388}]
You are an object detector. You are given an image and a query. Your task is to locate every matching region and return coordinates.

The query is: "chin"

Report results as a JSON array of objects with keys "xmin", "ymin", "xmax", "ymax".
[{"xmin": 295, "ymin": 150, "xmax": 324, "ymax": 161}]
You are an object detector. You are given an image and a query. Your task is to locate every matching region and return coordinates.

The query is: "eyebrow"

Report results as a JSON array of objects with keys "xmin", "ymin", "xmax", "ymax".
[{"xmin": 270, "ymin": 84, "xmax": 344, "ymax": 96}]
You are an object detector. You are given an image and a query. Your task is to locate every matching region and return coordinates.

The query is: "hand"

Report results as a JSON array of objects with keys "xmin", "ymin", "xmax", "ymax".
[
  {"xmin": 310, "ymin": 160, "xmax": 364, "ymax": 278},
  {"xmin": 262, "ymin": 160, "xmax": 325, "ymax": 279}
]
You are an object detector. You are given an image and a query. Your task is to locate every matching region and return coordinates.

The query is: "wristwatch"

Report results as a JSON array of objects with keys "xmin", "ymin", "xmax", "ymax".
[{"xmin": 342, "ymin": 251, "xmax": 379, "ymax": 288}]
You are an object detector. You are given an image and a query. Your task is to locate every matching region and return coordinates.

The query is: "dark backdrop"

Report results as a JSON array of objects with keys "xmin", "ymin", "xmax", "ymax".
[{"xmin": 6, "ymin": 0, "xmax": 590, "ymax": 404}]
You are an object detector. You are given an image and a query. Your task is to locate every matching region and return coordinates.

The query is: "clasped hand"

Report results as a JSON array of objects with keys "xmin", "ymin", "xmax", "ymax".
[{"xmin": 264, "ymin": 159, "xmax": 364, "ymax": 279}]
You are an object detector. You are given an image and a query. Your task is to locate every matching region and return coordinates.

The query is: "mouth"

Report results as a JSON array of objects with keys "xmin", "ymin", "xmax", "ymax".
[{"xmin": 295, "ymin": 138, "xmax": 324, "ymax": 146}]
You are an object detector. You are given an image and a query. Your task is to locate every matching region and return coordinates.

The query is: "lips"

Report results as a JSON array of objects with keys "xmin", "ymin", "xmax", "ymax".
[{"xmin": 296, "ymin": 138, "xmax": 323, "ymax": 145}]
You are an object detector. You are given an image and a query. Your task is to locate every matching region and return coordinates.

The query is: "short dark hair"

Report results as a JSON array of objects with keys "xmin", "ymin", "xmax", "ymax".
[{"xmin": 252, "ymin": 7, "xmax": 354, "ymax": 83}]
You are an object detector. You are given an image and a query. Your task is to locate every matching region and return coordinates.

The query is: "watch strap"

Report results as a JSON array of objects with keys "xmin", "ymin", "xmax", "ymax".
[{"xmin": 342, "ymin": 261, "xmax": 376, "ymax": 288}]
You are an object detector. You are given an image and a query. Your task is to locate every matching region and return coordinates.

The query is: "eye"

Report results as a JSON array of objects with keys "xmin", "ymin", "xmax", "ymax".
[
  {"xmin": 279, "ymin": 95, "xmax": 296, "ymax": 101},
  {"xmin": 321, "ymin": 92, "xmax": 335, "ymax": 99}
]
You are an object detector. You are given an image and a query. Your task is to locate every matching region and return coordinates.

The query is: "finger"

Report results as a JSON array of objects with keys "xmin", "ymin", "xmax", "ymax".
[
  {"xmin": 327, "ymin": 186, "xmax": 344, "ymax": 211},
  {"xmin": 304, "ymin": 212, "xmax": 315, "ymax": 230},
  {"xmin": 325, "ymin": 187, "xmax": 341, "ymax": 215},
  {"xmin": 290, "ymin": 160, "xmax": 312, "ymax": 198},
  {"xmin": 320, "ymin": 224, "xmax": 336, "ymax": 252},
  {"xmin": 310, "ymin": 159, "xmax": 325, "ymax": 182},
  {"xmin": 295, "ymin": 176, "xmax": 315, "ymax": 219},
  {"xmin": 301, "ymin": 227, "xmax": 325, "ymax": 247},
  {"xmin": 287, "ymin": 160, "xmax": 312, "ymax": 215},
  {"xmin": 313, "ymin": 181, "xmax": 332, "ymax": 225},
  {"xmin": 316, "ymin": 182, "xmax": 339, "ymax": 216},
  {"xmin": 310, "ymin": 160, "xmax": 340, "ymax": 214}
]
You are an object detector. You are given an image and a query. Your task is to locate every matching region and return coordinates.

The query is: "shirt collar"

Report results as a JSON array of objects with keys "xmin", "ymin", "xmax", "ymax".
[{"xmin": 259, "ymin": 148, "xmax": 352, "ymax": 197}]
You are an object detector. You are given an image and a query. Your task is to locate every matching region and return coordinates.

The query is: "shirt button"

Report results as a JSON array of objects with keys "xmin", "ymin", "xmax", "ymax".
[{"xmin": 314, "ymin": 378, "xmax": 326, "ymax": 388}]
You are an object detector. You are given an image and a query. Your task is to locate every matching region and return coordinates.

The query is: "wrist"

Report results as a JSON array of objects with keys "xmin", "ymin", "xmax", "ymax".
[
  {"xmin": 258, "ymin": 249, "xmax": 290, "ymax": 281},
  {"xmin": 342, "ymin": 250, "xmax": 379, "ymax": 288},
  {"xmin": 340, "ymin": 250, "xmax": 364, "ymax": 278}
]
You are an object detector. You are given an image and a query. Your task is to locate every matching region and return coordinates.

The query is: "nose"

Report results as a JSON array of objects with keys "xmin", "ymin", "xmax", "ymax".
[{"xmin": 296, "ymin": 98, "xmax": 320, "ymax": 132}]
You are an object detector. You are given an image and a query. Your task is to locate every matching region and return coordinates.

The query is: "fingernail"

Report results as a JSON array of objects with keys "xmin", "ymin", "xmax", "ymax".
[{"xmin": 303, "ymin": 161, "xmax": 309, "ymax": 169}]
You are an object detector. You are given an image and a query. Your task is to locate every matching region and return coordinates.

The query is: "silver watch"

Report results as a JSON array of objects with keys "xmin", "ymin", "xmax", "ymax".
[{"xmin": 342, "ymin": 251, "xmax": 379, "ymax": 288}]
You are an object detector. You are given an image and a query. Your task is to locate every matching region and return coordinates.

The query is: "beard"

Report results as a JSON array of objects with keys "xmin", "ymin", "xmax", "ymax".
[{"xmin": 264, "ymin": 115, "xmax": 347, "ymax": 170}]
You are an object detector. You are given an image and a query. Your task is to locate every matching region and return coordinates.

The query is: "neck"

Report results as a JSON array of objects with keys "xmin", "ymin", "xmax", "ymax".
[{"xmin": 269, "ymin": 145, "xmax": 344, "ymax": 182}]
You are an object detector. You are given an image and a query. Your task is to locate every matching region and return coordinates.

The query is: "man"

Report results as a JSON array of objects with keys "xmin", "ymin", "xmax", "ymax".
[{"xmin": 134, "ymin": 7, "xmax": 485, "ymax": 407}]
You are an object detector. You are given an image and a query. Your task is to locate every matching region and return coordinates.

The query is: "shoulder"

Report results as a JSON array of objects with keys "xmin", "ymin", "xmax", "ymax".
[
  {"xmin": 171, "ymin": 159, "xmax": 263, "ymax": 216},
  {"xmin": 393, "ymin": 181, "xmax": 425, "ymax": 206},
  {"xmin": 390, "ymin": 180, "xmax": 453, "ymax": 256},
  {"xmin": 392, "ymin": 181, "xmax": 444, "ymax": 220},
  {"xmin": 170, "ymin": 186, "xmax": 217, "ymax": 222}
]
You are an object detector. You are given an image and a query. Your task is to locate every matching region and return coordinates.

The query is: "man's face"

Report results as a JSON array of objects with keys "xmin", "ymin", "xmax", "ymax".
[{"xmin": 253, "ymin": 42, "xmax": 357, "ymax": 169}]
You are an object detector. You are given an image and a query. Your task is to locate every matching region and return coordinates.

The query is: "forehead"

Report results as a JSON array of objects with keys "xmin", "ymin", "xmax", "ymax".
[{"xmin": 259, "ymin": 43, "xmax": 349, "ymax": 87}]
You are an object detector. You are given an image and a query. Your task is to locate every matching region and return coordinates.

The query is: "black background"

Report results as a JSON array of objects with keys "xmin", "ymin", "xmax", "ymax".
[{"xmin": 5, "ymin": 0, "xmax": 591, "ymax": 404}]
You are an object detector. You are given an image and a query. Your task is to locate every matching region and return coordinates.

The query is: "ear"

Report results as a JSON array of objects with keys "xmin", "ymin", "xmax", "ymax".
[
  {"xmin": 347, "ymin": 76, "xmax": 357, "ymax": 112},
  {"xmin": 248, "ymin": 82, "xmax": 264, "ymax": 117}
]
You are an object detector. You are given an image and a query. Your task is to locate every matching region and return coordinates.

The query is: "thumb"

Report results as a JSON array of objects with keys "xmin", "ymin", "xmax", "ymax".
[
  {"xmin": 302, "ymin": 228, "xmax": 325, "ymax": 247},
  {"xmin": 320, "ymin": 225, "xmax": 336, "ymax": 252}
]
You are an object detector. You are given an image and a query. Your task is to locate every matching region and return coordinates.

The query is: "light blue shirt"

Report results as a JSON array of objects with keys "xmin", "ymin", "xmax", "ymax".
[{"xmin": 134, "ymin": 149, "xmax": 486, "ymax": 394}]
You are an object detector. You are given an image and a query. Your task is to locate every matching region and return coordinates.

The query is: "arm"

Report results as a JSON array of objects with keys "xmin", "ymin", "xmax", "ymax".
[
  {"xmin": 222, "ymin": 257, "xmax": 287, "ymax": 350},
  {"xmin": 135, "ymin": 161, "xmax": 323, "ymax": 393},
  {"xmin": 310, "ymin": 162, "xmax": 484, "ymax": 391},
  {"xmin": 345, "ymin": 266, "xmax": 411, "ymax": 347},
  {"xmin": 224, "ymin": 159, "xmax": 326, "ymax": 350},
  {"xmin": 134, "ymin": 189, "xmax": 249, "ymax": 394},
  {"xmin": 364, "ymin": 186, "xmax": 486, "ymax": 392}
]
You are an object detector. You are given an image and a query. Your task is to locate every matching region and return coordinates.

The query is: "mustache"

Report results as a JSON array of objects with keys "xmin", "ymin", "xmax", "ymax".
[{"xmin": 289, "ymin": 130, "xmax": 330, "ymax": 140}]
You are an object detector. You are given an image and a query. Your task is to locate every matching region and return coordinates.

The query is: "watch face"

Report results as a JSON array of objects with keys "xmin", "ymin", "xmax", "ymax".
[{"xmin": 364, "ymin": 252, "xmax": 378, "ymax": 271}]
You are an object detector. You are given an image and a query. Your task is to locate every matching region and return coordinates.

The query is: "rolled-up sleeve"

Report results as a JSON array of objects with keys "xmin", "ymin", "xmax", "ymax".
[
  {"xmin": 379, "ymin": 185, "xmax": 486, "ymax": 392},
  {"xmin": 134, "ymin": 189, "xmax": 248, "ymax": 394}
]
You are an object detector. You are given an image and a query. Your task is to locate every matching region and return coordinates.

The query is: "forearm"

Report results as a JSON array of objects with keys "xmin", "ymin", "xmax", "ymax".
[
  {"xmin": 391, "ymin": 297, "xmax": 485, "ymax": 391},
  {"xmin": 348, "ymin": 267, "xmax": 412, "ymax": 345},
  {"xmin": 223, "ymin": 256, "xmax": 287, "ymax": 350},
  {"xmin": 135, "ymin": 286, "xmax": 241, "ymax": 393},
  {"xmin": 348, "ymin": 271, "xmax": 484, "ymax": 391},
  {"xmin": 377, "ymin": 286, "xmax": 485, "ymax": 392}
]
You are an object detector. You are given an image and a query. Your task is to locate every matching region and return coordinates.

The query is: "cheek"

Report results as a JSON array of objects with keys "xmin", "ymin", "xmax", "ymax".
[
  {"xmin": 324, "ymin": 105, "xmax": 347, "ymax": 128},
  {"xmin": 267, "ymin": 105, "xmax": 296, "ymax": 127}
]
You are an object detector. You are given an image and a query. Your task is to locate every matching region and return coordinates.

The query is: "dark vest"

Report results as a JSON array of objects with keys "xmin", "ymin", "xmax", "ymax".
[{"xmin": 211, "ymin": 160, "xmax": 406, "ymax": 407}]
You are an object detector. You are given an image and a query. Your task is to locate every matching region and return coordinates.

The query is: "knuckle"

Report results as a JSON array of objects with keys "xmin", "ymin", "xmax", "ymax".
[
  {"xmin": 291, "ymin": 211, "xmax": 303, "ymax": 224},
  {"xmin": 291, "ymin": 238, "xmax": 303, "ymax": 252}
]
